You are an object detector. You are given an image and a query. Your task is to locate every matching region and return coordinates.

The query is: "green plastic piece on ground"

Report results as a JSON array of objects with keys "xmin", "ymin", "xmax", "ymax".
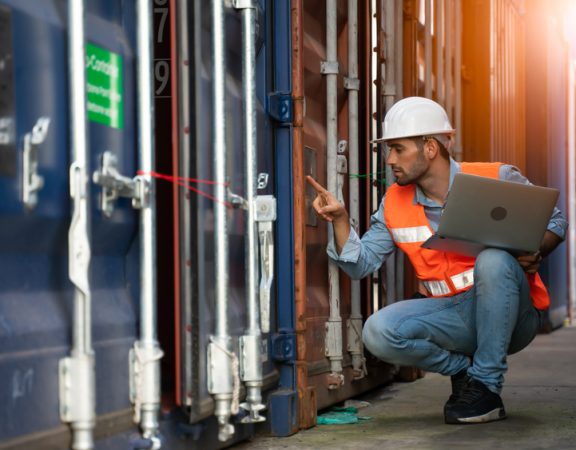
[{"xmin": 317, "ymin": 406, "xmax": 371, "ymax": 425}]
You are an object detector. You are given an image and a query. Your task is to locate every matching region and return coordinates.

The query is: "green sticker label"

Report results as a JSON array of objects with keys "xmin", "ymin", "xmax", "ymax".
[{"xmin": 86, "ymin": 43, "xmax": 123, "ymax": 129}]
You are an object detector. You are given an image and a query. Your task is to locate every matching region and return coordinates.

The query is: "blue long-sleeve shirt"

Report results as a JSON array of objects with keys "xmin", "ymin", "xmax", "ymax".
[{"xmin": 327, "ymin": 159, "xmax": 568, "ymax": 280}]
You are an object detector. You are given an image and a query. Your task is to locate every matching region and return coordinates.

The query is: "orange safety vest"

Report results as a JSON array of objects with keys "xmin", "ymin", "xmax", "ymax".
[{"xmin": 384, "ymin": 162, "xmax": 550, "ymax": 310}]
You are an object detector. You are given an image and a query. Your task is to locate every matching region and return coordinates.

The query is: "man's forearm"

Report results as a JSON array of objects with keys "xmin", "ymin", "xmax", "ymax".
[
  {"xmin": 540, "ymin": 230, "xmax": 563, "ymax": 258},
  {"xmin": 333, "ymin": 214, "xmax": 351, "ymax": 254}
]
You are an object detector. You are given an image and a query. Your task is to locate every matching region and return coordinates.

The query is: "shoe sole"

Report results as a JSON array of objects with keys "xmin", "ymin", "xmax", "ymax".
[{"xmin": 445, "ymin": 407, "xmax": 506, "ymax": 424}]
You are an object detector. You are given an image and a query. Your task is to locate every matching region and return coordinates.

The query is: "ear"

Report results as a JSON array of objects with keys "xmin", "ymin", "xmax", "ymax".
[{"xmin": 424, "ymin": 139, "xmax": 439, "ymax": 160}]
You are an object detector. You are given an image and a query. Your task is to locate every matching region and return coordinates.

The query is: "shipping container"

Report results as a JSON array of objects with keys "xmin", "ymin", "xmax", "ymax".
[{"xmin": 0, "ymin": 1, "xmax": 573, "ymax": 449}]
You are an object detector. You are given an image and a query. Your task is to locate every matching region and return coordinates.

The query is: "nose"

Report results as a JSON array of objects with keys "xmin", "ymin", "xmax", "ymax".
[{"xmin": 386, "ymin": 148, "xmax": 397, "ymax": 165}]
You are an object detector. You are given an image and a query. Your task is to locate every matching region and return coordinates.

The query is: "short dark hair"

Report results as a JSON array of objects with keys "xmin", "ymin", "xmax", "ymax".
[{"xmin": 413, "ymin": 136, "xmax": 451, "ymax": 160}]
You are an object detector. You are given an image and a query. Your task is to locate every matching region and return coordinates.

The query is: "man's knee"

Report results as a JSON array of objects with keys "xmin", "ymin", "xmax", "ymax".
[
  {"xmin": 475, "ymin": 248, "xmax": 521, "ymax": 280},
  {"xmin": 362, "ymin": 313, "xmax": 382, "ymax": 356},
  {"xmin": 362, "ymin": 308, "xmax": 405, "ymax": 361}
]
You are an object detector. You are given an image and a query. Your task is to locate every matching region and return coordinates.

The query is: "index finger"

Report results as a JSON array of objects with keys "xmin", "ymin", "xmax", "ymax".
[{"xmin": 306, "ymin": 175, "xmax": 328, "ymax": 194}]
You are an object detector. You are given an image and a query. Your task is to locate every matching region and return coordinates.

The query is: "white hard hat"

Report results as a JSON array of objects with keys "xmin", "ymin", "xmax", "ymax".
[{"xmin": 373, "ymin": 97, "xmax": 455, "ymax": 143}]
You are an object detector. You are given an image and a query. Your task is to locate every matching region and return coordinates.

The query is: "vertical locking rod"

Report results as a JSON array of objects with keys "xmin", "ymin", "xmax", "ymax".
[
  {"xmin": 61, "ymin": 0, "xmax": 95, "ymax": 448},
  {"xmin": 208, "ymin": 0, "xmax": 236, "ymax": 442},
  {"xmin": 131, "ymin": 0, "xmax": 164, "ymax": 447}
]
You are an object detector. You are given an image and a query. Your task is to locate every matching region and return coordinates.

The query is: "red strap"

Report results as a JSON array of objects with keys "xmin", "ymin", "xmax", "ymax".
[{"xmin": 138, "ymin": 170, "xmax": 232, "ymax": 207}]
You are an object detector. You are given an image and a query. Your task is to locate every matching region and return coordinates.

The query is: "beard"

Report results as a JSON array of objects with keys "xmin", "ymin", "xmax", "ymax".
[{"xmin": 393, "ymin": 151, "xmax": 428, "ymax": 186}]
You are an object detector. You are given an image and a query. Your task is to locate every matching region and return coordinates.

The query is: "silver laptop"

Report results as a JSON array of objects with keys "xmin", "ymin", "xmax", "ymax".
[{"xmin": 421, "ymin": 173, "xmax": 559, "ymax": 257}]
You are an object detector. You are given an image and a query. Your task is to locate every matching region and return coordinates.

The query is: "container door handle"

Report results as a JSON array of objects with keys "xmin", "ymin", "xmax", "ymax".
[
  {"xmin": 92, "ymin": 150, "xmax": 148, "ymax": 217},
  {"xmin": 22, "ymin": 117, "xmax": 50, "ymax": 210},
  {"xmin": 336, "ymin": 141, "xmax": 348, "ymax": 204},
  {"xmin": 255, "ymin": 195, "xmax": 276, "ymax": 334}
]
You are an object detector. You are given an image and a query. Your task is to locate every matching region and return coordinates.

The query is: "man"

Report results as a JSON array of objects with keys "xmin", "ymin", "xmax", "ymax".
[{"xmin": 307, "ymin": 97, "xmax": 567, "ymax": 424}]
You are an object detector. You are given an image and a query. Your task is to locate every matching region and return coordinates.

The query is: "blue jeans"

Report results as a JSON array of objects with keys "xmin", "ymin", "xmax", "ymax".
[{"xmin": 362, "ymin": 249, "xmax": 542, "ymax": 394}]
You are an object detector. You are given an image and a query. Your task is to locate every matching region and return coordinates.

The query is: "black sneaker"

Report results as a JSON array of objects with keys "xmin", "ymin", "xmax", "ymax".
[
  {"xmin": 443, "ymin": 369, "xmax": 469, "ymax": 414},
  {"xmin": 444, "ymin": 378, "xmax": 506, "ymax": 424}
]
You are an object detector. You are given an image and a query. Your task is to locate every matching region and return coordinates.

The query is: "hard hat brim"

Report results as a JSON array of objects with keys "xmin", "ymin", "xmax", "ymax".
[{"xmin": 370, "ymin": 129, "xmax": 456, "ymax": 144}]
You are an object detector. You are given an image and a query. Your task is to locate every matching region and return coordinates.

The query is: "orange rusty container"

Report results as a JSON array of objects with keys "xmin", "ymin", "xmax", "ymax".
[
  {"xmin": 293, "ymin": 0, "xmax": 396, "ymax": 419},
  {"xmin": 461, "ymin": 0, "xmax": 527, "ymax": 168}
]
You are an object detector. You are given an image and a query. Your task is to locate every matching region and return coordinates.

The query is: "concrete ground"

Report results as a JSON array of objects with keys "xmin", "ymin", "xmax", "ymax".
[{"xmin": 234, "ymin": 325, "xmax": 576, "ymax": 450}]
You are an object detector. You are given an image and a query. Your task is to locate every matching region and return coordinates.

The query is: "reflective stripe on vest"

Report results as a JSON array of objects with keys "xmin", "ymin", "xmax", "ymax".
[
  {"xmin": 423, "ymin": 268, "xmax": 475, "ymax": 296},
  {"xmin": 390, "ymin": 226, "xmax": 433, "ymax": 243}
]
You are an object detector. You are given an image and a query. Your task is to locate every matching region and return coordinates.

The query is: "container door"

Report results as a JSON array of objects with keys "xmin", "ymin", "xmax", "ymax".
[
  {"xmin": 0, "ymin": 2, "xmax": 72, "ymax": 440},
  {"xmin": 85, "ymin": 0, "xmax": 139, "ymax": 423},
  {"xmin": 299, "ymin": 0, "xmax": 395, "ymax": 413},
  {"xmin": 0, "ymin": 0, "xmax": 139, "ymax": 445},
  {"xmin": 169, "ymin": 0, "xmax": 279, "ymax": 436}
]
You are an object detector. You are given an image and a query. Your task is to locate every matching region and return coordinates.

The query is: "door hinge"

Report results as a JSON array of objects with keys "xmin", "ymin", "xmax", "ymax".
[
  {"xmin": 271, "ymin": 333, "xmax": 296, "ymax": 362},
  {"xmin": 267, "ymin": 92, "xmax": 293, "ymax": 123}
]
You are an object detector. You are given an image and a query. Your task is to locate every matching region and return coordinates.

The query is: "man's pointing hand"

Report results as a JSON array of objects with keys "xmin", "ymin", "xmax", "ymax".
[{"xmin": 306, "ymin": 175, "xmax": 348, "ymax": 223}]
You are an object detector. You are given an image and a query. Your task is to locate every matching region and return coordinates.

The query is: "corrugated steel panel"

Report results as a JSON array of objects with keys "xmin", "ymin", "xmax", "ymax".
[
  {"xmin": 461, "ymin": 0, "xmax": 491, "ymax": 162},
  {"xmin": 490, "ymin": 0, "xmax": 526, "ymax": 171},
  {"xmin": 462, "ymin": 0, "xmax": 526, "ymax": 168},
  {"xmin": 525, "ymin": 1, "xmax": 549, "ymax": 188},
  {"xmin": 0, "ymin": 0, "xmax": 138, "ymax": 445},
  {"xmin": 402, "ymin": 0, "xmax": 460, "ymax": 135}
]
